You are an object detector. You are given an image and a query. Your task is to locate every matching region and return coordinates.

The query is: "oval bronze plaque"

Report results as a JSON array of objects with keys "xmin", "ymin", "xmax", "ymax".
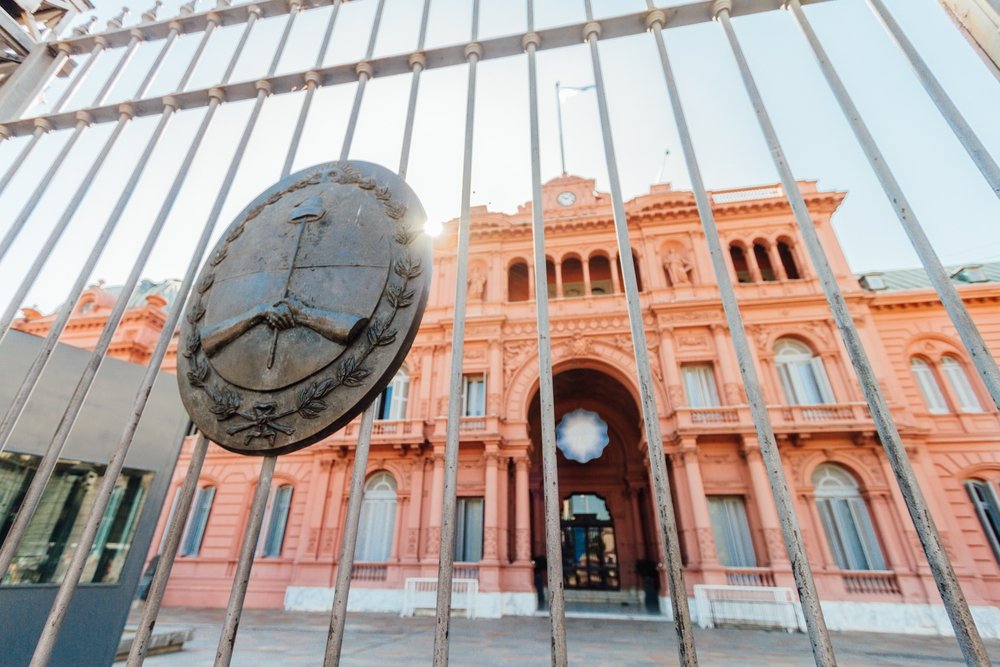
[{"xmin": 177, "ymin": 161, "xmax": 431, "ymax": 455}]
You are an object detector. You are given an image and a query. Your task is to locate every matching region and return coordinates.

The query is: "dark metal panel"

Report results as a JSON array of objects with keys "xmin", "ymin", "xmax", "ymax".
[{"xmin": 0, "ymin": 331, "xmax": 187, "ymax": 667}]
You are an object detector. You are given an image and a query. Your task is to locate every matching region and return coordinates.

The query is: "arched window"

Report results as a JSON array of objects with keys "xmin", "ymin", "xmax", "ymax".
[
  {"xmin": 355, "ymin": 472, "xmax": 397, "ymax": 562},
  {"xmin": 910, "ymin": 358, "xmax": 948, "ymax": 414},
  {"xmin": 259, "ymin": 484, "xmax": 293, "ymax": 558},
  {"xmin": 180, "ymin": 484, "xmax": 215, "ymax": 557},
  {"xmin": 588, "ymin": 254, "xmax": 612, "ymax": 295},
  {"xmin": 561, "ymin": 256, "xmax": 584, "ymax": 297},
  {"xmin": 614, "ymin": 252, "xmax": 643, "ymax": 292},
  {"xmin": 965, "ymin": 479, "xmax": 1000, "ymax": 563},
  {"xmin": 376, "ymin": 367, "xmax": 409, "ymax": 421},
  {"xmin": 507, "ymin": 260, "xmax": 529, "ymax": 302},
  {"xmin": 813, "ymin": 464, "xmax": 886, "ymax": 571},
  {"xmin": 774, "ymin": 338, "xmax": 835, "ymax": 405},
  {"xmin": 940, "ymin": 356, "xmax": 983, "ymax": 413},
  {"xmin": 753, "ymin": 242, "xmax": 776, "ymax": 281},
  {"xmin": 730, "ymin": 245, "xmax": 752, "ymax": 283},
  {"xmin": 777, "ymin": 240, "xmax": 801, "ymax": 279}
]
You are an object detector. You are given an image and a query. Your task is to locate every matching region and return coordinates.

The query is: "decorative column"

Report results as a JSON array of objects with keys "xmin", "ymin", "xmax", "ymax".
[
  {"xmin": 678, "ymin": 439, "xmax": 719, "ymax": 567},
  {"xmin": 582, "ymin": 258, "xmax": 592, "ymax": 295},
  {"xmin": 321, "ymin": 457, "xmax": 348, "ymax": 558},
  {"xmin": 746, "ymin": 245, "xmax": 763, "ymax": 282},
  {"xmin": 611, "ymin": 254, "xmax": 622, "ymax": 294},
  {"xmin": 498, "ymin": 456, "xmax": 510, "ymax": 563},
  {"xmin": 514, "ymin": 455, "xmax": 531, "ymax": 563},
  {"xmin": 296, "ymin": 457, "xmax": 333, "ymax": 561},
  {"xmin": 660, "ymin": 329, "xmax": 683, "ymax": 410},
  {"xmin": 768, "ymin": 244, "xmax": 786, "ymax": 280},
  {"xmin": 488, "ymin": 340, "xmax": 502, "ymax": 415},
  {"xmin": 483, "ymin": 444, "xmax": 500, "ymax": 562},
  {"xmin": 404, "ymin": 457, "xmax": 425, "ymax": 562},
  {"xmin": 711, "ymin": 324, "xmax": 742, "ymax": 405},
  {"xmin": 741, "ymin": 436, "xmax": 788, "ymax": 567},
  {"xmin": 554, "ymin": 259, "xmax": 564, "ymax": 298},
  {"xmin": 425, "ymin": 449, "xmax": 445, "ymax": 558}
]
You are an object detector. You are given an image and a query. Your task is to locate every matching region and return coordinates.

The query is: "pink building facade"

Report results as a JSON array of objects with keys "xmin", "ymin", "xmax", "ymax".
[{"xmin": 18, "ymin": 176, "xmax": 1000, "ymax": 635}]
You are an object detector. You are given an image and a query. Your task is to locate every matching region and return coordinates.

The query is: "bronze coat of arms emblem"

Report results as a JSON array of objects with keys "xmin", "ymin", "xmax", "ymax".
[{"xmin": 177, "ymin": 160, "xmax": 431, "ymax": 455}]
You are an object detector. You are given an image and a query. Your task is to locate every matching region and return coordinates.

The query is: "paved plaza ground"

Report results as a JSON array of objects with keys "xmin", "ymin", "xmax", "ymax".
[{"xmin": 134, "ymin": 607, "xmax": 1000, "ymax": 666}]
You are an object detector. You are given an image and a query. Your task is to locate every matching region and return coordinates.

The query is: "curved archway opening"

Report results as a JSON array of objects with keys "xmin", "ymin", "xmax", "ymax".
[{"xmin": 526, "ymin": 366, "xmax": 660, "ymax": 611}]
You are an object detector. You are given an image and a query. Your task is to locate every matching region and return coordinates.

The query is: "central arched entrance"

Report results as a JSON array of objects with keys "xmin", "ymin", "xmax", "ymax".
[{"xmin": 527, "ymin": 365, "xmax": 660, "ymax": 610}]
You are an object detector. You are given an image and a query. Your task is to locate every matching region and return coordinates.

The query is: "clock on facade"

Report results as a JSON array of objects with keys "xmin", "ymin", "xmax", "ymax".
[{"xmin": 557, "ymin": 191, "xmax": 576, "ymax": 206}]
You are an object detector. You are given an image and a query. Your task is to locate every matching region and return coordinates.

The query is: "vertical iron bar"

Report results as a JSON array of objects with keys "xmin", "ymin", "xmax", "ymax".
[
  {"xmin": 524, "ymin": 2, "xmax": 568, "ymax": 664},
  {"xmin": 0, "ymin": 30, "xmax": 152, "ymax": 264},
  {"xmin": 126, "ymin": 435, "xmax": 210, "ymax": 665},
  {"xmin": 22, "ymin": 10, "xmax": 291, "ymax": 665},
  {"xmin": 339, "ymin": 0, "xmax": 384, "ymax": 161},
  {"xmin": 322, "ymin": 405, "xmax": 376, "ymax": 665},
  {"xmin": 214, "ymin": 455, "xmax": 277, "ymax": 667},
  {"xmin": 645, "ymin": 5, "xmax": 837, "ymax": 664},
  {"xmin": 0, "ymin": 17, "xmax": 227, "ymax": 469},
  {"xmin": 0, "ymin": 42, "xmax": 103, "ymax": 198},
  {"xmin": 397, "ymin": 0, "xmax": 432, "ymax": 180},
  {"xmin": 281, "ymin": 0, "xmax": 342, "ymax": 176},
  {"xmin": 717, "ymin": 4, "xmax": 990, "ymax": 665},
  {"xmin": 321, "ymin": 4, "xmax": 392, "ymax": 661},
  {"xmin": 856, "ymin": 0, "xmax": 1000, "ymax": 410},
  {"xmin": 0, "ymin": 23, "xmax": 194, "ymax": 341},
  {"xmin": 865, "ymin": 0, "xmax": 1000, "ymax": 201},
  {"xmin": 582, "ymin": 3, "xmax": 696, "ymax": 665},
  {"xmin": 432, "ymin": 3, "xmax": 480, "ymax": 664}
]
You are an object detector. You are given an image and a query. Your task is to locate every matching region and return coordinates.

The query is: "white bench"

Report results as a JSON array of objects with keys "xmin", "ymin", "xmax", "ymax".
[
  {"xmin": 694, "ymin": 584, "xmax": 801, "ymax": 632},
  {"xmin": 402, "ymin": 577, "xmax": 478, "ymax": 619}
]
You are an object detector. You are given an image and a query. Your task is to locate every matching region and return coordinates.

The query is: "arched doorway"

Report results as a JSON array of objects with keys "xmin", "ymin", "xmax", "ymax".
[{"xmin": 527, "ymin": 366, "xmax": 659, "ymax": 609}]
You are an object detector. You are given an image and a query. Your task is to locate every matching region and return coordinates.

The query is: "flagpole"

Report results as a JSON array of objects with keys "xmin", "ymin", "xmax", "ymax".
[{"xmin": 556, "ymin": 81, "xmax": 567, "ymax": 175}]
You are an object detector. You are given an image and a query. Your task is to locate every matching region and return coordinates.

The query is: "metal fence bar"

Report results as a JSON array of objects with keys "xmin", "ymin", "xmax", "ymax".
[
  {"xmin": 397, "ymin": 0, "xmax": 432, "ymax": 180},
  {"xmin": 523, "ymin": 3, "xmax": 568, "ymax": 665},
  {"xmin": 323, "ymin": 405, "xmax": 375, "ymax": 665},
  {"xmin": 318, "ymin": 4, "xmax": 392, "ymax": 662},
  {"xmin": 0, "ymin": 16, "xmax": 227, "ymax": 468},
  {"xmin": 865, "ymin": 0, "xmax": 1000, "ymax": 201},
  {"xmin": 0, "ymin": 20, "xmax": 193, "ymax": 340},
  {"xmin": 282, "ymin": 0, "xmax": 342, "ymax": 175},
  {"xmin": 433, "ymin": 3, "xmax": 480, "ymax": 664},
  {"xmin": 126, "ymin": 435, "xmax": 210, "ymax": 665},
  {"xmin": 716, "ymin": 4, "xmax": 990, "ymax": 665},
  {"xmin": 26, "ymin": 8, "xmax": 294, "ymax": 664},
  {"xmin": 644, "ymin": 5, "xmax": 836, "ymax": 665},
  {"xmin": 0, "ymin": 2, "xmax": 844, "ymax": 138},
  {"xmin": 0, "ymin": 41, "xmax": 102, "ymax": 196},
  {"xmin": 214, "ymin": 455, "xmax": 277, "ymax": 666},
  {"xmin": 582, "ymin": 3, "xmax": 697, "ymax": 665}
]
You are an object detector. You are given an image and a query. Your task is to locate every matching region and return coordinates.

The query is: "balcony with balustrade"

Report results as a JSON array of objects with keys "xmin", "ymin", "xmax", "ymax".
[{"xmin": 672, "ymin": 402, "xmax": 874, "ymax": 438}]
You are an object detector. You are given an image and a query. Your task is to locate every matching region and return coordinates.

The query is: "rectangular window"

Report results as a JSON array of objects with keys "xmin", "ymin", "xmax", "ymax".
[
  {"xmin": 462, "ymin": 374, "xmax": 486, "ymax": 417},
  {"xmin": 0, "ymin": 452, "xmax": 152, "ymax": 585},
  {"xmin": 454, "ymin": 497, "xmax": 484, "ymax": 562},
  {"xmin": 180, "ymin": 485, "xmax": 215, "ymax": 557},
  {"xmin": 260, "ymin": 485, "xmax": 293, "ymax": 558},
  {"xmin": 966, "ymin": 481, "xmax": 1000, "ymax": 563},
  {"xmin": 681, "ymin": 364, "xmax": 721, "ymax": 408},
  {"xmin": 707, "ymin": 496, "xmax": 757, "ymax": 568}
]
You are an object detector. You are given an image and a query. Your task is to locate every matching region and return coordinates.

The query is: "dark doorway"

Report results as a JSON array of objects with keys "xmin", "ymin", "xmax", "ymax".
[{"xmin": 561, "ymin": 493, "xmax": 620, "ymax": 590}]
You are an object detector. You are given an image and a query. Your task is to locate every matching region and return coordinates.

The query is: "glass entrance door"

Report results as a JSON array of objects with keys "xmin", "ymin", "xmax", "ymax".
[{"xmin": 560, "ymin": 494, "xmax": 620, "ymax": 590}]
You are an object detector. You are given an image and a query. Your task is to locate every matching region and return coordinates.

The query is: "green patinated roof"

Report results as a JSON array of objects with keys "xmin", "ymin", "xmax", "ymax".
[{"xmin": 857, "ymin": 262, "xmax": 1000, "ymax": 293}]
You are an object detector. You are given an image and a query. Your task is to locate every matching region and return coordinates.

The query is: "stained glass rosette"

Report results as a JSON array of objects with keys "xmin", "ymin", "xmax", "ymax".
[{"xmin": 555, "ymin": 408, "xmax": 609, "ymax": 464}]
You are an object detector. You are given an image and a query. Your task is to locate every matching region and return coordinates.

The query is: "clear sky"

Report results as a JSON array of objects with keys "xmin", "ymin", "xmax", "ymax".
[{"xmin": 0, "ymin": 0, "xmax": 998, "ymax": 313}]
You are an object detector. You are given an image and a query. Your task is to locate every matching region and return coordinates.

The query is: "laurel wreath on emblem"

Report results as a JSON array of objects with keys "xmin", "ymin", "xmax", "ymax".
[{"xmin": 181, "ymin": 164, "xmax": 422, "ymax": 446}]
